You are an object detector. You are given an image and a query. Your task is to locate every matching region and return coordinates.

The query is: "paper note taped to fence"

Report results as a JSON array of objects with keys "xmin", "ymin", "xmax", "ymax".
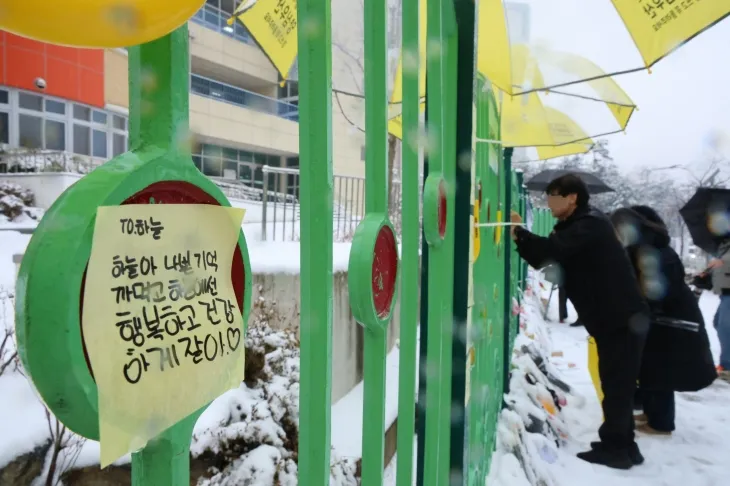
[{"xmin": 82, "ymin": 204, "xmax": 246, "ymax": 467}]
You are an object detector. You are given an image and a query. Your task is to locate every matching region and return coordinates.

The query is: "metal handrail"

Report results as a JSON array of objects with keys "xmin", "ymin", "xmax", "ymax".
[{"xmin": 190, "ymin": 74, "xmax": 299, "ymax": 121}]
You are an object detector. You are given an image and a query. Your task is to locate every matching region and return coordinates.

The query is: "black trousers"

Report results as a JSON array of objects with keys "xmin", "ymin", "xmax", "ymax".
[
  {"xmin": 636, "ymin": 388, "xmax": 676, "ymax": 432},
  {"xmin": 594, "ymin": 315, "xmax": 649, "ymax": 449},
  {"xmin": 559, "ymin": 287, "xmax": 568, "ymax": 321}
]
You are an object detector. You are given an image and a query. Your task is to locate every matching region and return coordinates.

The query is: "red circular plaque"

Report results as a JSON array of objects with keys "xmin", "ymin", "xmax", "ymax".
[
  {"xmin": 371, "ymin": 225, "xmax": 398, "ymax": 318},
  {"xmin": 79, "ymin": 181, "xmax": 246, "ymax": 378},
  {"xmin": 438, "ymin": 180, "xmax": 447, "ymax": 238}
]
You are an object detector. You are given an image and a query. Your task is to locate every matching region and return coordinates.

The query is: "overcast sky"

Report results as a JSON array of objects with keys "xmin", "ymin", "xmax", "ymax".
[
  {"xmin": 512, "ymin": 0, "xmax": 730, "ymax": 177},
  {"xmin": 607, "ymin": 19, "xmax": 730, "ymax": 176}
]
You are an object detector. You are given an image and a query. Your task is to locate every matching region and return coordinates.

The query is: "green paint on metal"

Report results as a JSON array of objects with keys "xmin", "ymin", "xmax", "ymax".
[
  {"xmin": 450, "ymin": 0, "xmax": 477, "ymax": 480},
  {"xmin": 422, "ymin": 0, "xmax": 458, "ymax": 483},
  {"xmin": 296, "ymin": 0, "xmax": 334, "ymax": 482},
  {"xmin": 347, "ymin": 0, "xmax": 400, "ymax": 481},
  {"xmin": 395, "ymin": 0, "xmax": 420, "ymax": 479},
  {"xmin": 467, "ymin": 78, "xmax": 505, "ymax": 485},
  {"xmin": 15, "ymin": 25, "xmax": 252, "ymax": 486}
]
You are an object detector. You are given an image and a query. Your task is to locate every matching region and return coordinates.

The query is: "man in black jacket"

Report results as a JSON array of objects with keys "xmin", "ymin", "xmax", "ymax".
[{"xmin": 511, "ymin": 174, "xmax": 650, "ymax": 469}]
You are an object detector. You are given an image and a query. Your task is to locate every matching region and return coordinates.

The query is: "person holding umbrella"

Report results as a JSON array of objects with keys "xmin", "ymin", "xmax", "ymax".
[
  {"xmin": 611, "ymin": 206, "xmax": 716, "ymax": 436},
  {"xmin": 681, "ymin": 187, "xmax": 730, "ymax": 381},
  {"xmin": 694, "ymin": 239, "xmax": 730, "ymax": 381},
  {"xmin": 511, "ymin": 173, "xmax": 650, "ymax": 469}
]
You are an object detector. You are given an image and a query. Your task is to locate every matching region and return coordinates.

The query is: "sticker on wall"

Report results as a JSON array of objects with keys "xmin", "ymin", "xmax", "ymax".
[
  {"xmin": 473, "ymin": 199, "xmax": 481, "ymax": 261},
  {"xmin": 495, "ymin": 209, "xmax": 503, "ymax": 245}
]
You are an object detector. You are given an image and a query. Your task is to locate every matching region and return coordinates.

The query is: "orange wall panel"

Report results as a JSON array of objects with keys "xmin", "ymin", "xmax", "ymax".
[
  {"xmin": 0, "ymin": 31, "xmax": 105, "ymax": 107},
  {"xmin": 5, "ymin": 44, "xmax": 44, "ymax": 88},
  {"xmin": 78, "ymin": 69, "xmax": 104, "ymax": 107},
  {"xmin": 46, "ymin": 59, "xmax": 78, "ymax": 99}
]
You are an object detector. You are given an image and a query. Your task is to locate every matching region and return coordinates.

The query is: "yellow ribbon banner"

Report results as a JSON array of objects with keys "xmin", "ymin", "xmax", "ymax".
[{"xmin": 82, "ymin": 204, "xmax": 246, "ymax": 467}]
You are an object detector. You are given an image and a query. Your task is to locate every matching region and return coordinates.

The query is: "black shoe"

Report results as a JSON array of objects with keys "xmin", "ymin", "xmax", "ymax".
[
  {"xmin": 590, "ymin": 441, "xmax": 644, "ymax": 466},
  {"xmin": 577, "ymin": 447, "xmax": 633, "ymax": 470},
  {"xmin": 570, "ymin": 320, "xmax": 584, "ymax": 327}
]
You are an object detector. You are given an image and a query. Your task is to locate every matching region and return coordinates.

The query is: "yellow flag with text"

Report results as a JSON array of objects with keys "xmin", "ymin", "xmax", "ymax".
[{"xmin": 232, "ymin": 0, "xmax": 298, "ymax": 80}]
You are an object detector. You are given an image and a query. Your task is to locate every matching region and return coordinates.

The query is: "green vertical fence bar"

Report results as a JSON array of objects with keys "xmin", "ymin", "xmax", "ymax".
[
  {"xmin": 501, "ymin": 147, "xmax": 514, "ymax": 393},
  {"xmin": 510, "ymin": 167, "xmax": 520, "ymax": 347},
  {"xmin": 360, "ymin": 0, "xmax": 389, "ymax": 482},
  {"xmin": 515, "ymin": 171, "xmax": 525, "ymax": 291},
  {"xmin": 396, "ymin": 0, "xmax": 420, "ymax": 480},
  {"xmin": 297, "ymin": 0, "xmax": 333, "ymax": 481},
  {"xmin": 422, "ymin": 0, "xmax": 458, "ymax": 482},
  {"xmin": 450, "ymin": 0, "xmax": 477, "ymax": 481}
]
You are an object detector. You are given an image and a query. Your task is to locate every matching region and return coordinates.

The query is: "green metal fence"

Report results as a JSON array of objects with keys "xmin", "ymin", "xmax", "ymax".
[
  {"xmin": 295, "ymin": 0, "xmax": 539, "ymax": 478},
  {"xmin": 12, "ymin": 0, "xmax": 552, "ymax": 484}
]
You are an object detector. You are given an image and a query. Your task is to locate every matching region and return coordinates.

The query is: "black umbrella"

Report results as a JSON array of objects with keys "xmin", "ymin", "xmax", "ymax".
[
  {"xmin": 525, "ymin": 169, "xmax": 614, "ymax": 194},
  {"xmin": 679, "ymin": 187, "xmax": 730, "ymax": 255}
]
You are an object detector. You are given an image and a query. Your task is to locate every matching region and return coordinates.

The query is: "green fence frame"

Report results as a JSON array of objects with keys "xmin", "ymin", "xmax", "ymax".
[{"xmin": 13, "ymin": 0, "xmax": 549, "ymax": 484}]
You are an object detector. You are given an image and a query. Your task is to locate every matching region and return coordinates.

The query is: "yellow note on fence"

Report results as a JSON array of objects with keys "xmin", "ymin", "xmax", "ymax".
[{"xmin": 82, "ymin": 204, "xmax": 246, "ymax": 467}]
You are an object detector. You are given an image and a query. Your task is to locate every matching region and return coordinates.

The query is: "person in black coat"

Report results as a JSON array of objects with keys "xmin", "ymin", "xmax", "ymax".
[
  {"xmin": 611, "ymin": 206, "xmax": 717, "ymax": 434},
  {"xmin": 510, "ymin": 174, "xmax": 650, "ymax": 470}
]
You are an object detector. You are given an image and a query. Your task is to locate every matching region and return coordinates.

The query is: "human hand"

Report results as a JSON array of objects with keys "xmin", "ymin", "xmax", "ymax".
[
  {"xmin": 708, "ymin": 258, "xmax": 723, "ymax": 270},
  {"xmin": 511, "ymin": 210, "xmax": 523, "ymax": 240}
]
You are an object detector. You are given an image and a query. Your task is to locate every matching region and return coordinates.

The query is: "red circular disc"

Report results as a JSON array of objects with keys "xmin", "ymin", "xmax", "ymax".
[
  {"xmin": 372, "ymin": 225, "xmax": 398, "ymax": 318},
  {"xmin": 438, "ymin": 181, "xmax": 447, "ymax": 238},
  {"xmin": 79, "ymin": 181, "xmax": 246, "ymax": 378}
]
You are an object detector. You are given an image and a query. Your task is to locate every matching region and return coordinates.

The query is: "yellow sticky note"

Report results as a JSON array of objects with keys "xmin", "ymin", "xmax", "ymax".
[{"xmin": 82, "ymin": 204, "xmax": 246, "ymax": 467}]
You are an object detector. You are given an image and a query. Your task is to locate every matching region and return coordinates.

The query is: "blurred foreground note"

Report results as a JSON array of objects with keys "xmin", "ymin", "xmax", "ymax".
[{"xmin": 82, "ymin": 205, "xmax": 246, "ymax": 467}]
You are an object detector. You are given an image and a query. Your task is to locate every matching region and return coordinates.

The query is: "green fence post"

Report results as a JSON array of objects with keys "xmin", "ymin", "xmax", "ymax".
[
  {"xmin": 501, "ymin": 147, "xmax": 514, "ymax": 395},
  {"xmin": 16, "ymin": 26, "xmax": 253, "ymax": 485},
  {"xmin": 297, "ymin": 0, "xmax": 334, "ymax": 481},
  {"xmin": 348, "ymin": 0, "xmax": 401, "ymax": 483},
  {"xmin": 396, "ymin": 0, "xmax": 420, "ymax": 481},
  {"xmin": 449, "ymin": 0, "xmax": 477, "ymax": 482},
  {"xmin": 421, "ymin": 0, "xmax": 458, "ymax": 482},
  {"xmin": 515, "ymin": 171, "xmax": 524, "ymax": 292}
]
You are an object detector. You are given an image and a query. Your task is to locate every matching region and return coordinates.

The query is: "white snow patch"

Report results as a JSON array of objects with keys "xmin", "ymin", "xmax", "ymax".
[{"xmin": 489, "ymin": 270, "xmax": 730, "ymax": 486}]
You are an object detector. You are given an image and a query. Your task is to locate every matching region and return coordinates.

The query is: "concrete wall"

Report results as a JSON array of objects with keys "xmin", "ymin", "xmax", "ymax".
[
  {"xmin": 251, "ymin": 271, "xmax": 400, "ymax": 403},
  {"xmin": 0, "ymin": 172, "xmax": 82, "ymax": 209}
]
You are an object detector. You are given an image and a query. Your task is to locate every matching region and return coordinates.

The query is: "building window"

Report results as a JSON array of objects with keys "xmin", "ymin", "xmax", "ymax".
[
  {"xmin": 73, "ymin": 125, "xmax": 90, "ymax": 155},
  {"xmin": 19, "ymin": 92, "xmax": 43, "ymax": 111},
  {"xmin": 0, "ymin": 112, "xmax": 8, "ymax": 144},
  {"xmin": 93, "ymin": 129, "xmax": 107, "ymax": 158},
  {"xmin": 18, "ymin": 114, "xmax": 42, "ymax": 148},
  {"xmin": 45, "ymin": 120, "xmax": 65, "ymax": 151},
  {"xmin": 2, "ymin": 86, "xmax": 129, "ymax": 159},
  {"xmin": 113, "ymin": 133, "xmax": 126, "ymax": 157},
  {"xmin": 193, "ymin": 142, "xmax": 293, "ymax": 191},
  {"xmin": 0, "ymin": 89, "xmax": 8, "ymax": 144}
]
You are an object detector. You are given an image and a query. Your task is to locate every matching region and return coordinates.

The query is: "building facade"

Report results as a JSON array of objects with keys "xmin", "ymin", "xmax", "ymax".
[{"xmin": 0, "ymin": 0, "xmax": 366, "ymax": 194}]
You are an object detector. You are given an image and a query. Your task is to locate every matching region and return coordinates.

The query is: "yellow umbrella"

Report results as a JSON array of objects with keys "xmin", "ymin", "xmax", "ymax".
[
  {"xmin": 387, "ymin": 91, "xmax": 594, "ymax": 163},
  {"xmin": 0, "ymin": 0, "xmax": 204, "ymax": 47},
  {"xmin": 389, "ymin": 0, "xmax": 637, "ymax": 138},
  {"xmin": 479, "ymin": 0, "xmax": 730, "ymax": 96}
]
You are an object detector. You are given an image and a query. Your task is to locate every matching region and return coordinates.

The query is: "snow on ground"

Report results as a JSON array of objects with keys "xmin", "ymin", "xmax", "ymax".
[
  {"xmin": 331, "ymin": 344, "xmax": 403, "ymax": 460},
  {"xmin": 489, "ymin": 272, "xmax": 730, "ymax": 486}
]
